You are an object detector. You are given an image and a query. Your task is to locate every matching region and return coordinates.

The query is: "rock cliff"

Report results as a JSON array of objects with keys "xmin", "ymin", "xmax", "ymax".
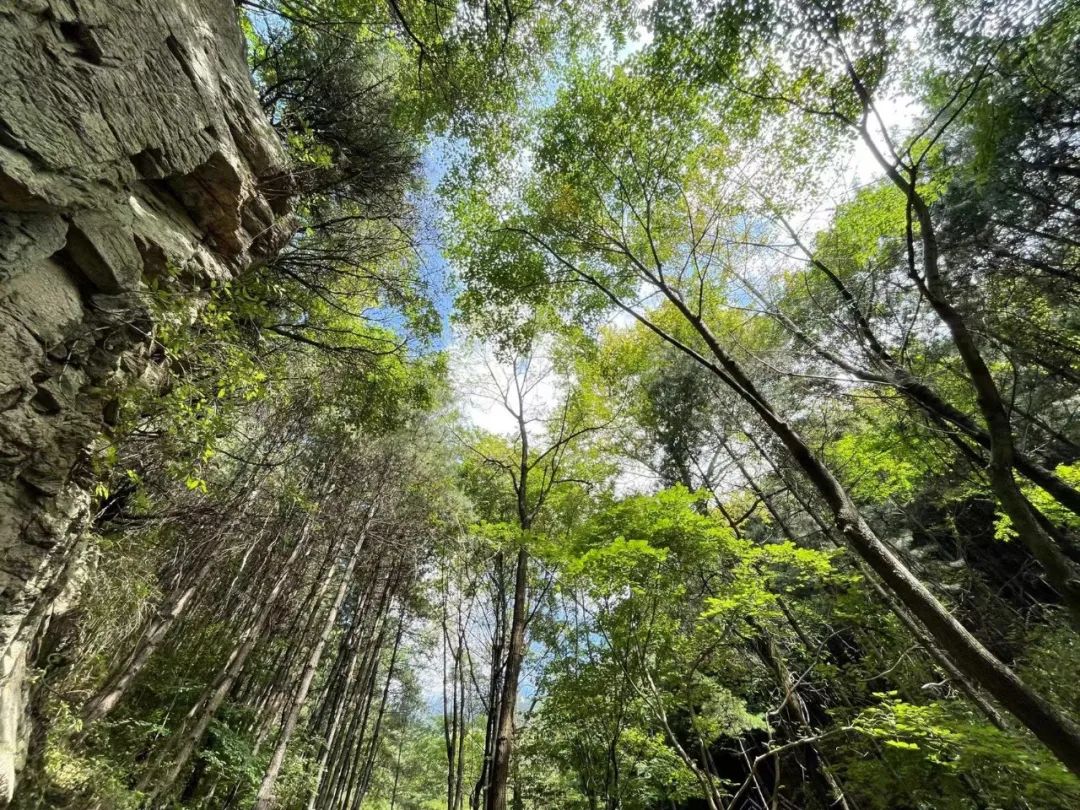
[{"xmin": 0, "ymin": 0, "xmax": 293, "ymax": 799}]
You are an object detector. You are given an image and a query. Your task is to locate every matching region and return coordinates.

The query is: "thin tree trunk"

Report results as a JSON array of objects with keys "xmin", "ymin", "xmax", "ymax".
[
  {"xmin": 353, "ymin": 613, "xmax": 406, "ymax": 805},
  {"xmin": 252, "ymin": 502, "xmax": 378, "ymax": 809},
  {"xmin": 443, "ymin": 585, "xmax": 466, "ymax": 810},
  {"xmin": 748, "ymin": 620, "xmax": 851, "ymax": 810},
  {"xmin": 139, "ymin": 508, "xmax": 319, "ymax": 802},
  {"xmin": 485, "ymin": 547, "xmax": 529, "ymax": 810},
  {"xmin": 320, "ymin": 585, "xmax": 394, "ymax": 810},
  {"xmin": 84, "ymin": 491, "xmax": 272, "ymax": 724},
  {"xmin": 389, "ymin": 727, "xmax": 405, "ymax": 810},
  {"xmin": 304, "ymin": 573, "xmax": 385, "ymax": 810},
  {"xmin": 568, "ymin": 251, "xmax": 1080, "ymax": 773}
]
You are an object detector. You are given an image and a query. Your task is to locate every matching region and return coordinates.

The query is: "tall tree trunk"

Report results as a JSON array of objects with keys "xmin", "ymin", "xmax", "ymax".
[
  {"xmin": 582, "ymin": 258, "xmax": 1080, "ymax": 774},
  {"xmin": 252, "ymin": 502, "xmax": 378, "ymax": 809},
  {"xmin": 139, "ymin": 508, "xmax": 319, "ymax": 802},
  {"xmin": 485, "ymin": 546, "xmax": 528, "ymax": 810},
  {"xmin": 842, "ymin": 66, "xmax": 1080, "ymax": 622},
  {"xmin": 761, "ymin": 218, "xmax": 1080, "ymax": 527},
  {"xmin": 747, "ymin": 431, "xmax": 1012, "ymax": 731},
  {"xmin": 473, "ymin": 554, "xmax": 507, "ymax": 810}
]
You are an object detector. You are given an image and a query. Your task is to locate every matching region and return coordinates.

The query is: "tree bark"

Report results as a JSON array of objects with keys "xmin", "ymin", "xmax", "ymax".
[
  {"xmin": 675, "ymin": 302, "xmax": 1080, "ymax": 773},
  {"xmin": 253, "ymin": 502, "xmax": 378, "ymax": 809},
  {"xmin": 485, "ymin": 546, "xmax": 529, "ymax": 810},
  {"xmin": 567, "ymin": 247, "xmax": 1080, "ymax": 774},
  {"xmin": 841, "ymin": 64, "xmax": 1080, "ymax": 624},
  {"xmin": 139, "ymin": 508, "xmax": 319, "ymax": 802}
]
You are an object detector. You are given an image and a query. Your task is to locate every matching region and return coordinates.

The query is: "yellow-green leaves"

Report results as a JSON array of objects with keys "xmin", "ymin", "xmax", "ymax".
[
  {"xmin": 570, "ymin": 535, "xmax": 668, "ymax": 596},
  {"xmin": 851, "ymin": 693, "xmax": 1080, "ymax": 806}
]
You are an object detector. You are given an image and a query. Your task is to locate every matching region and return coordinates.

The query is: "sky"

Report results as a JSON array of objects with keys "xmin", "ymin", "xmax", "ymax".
[
  {"xmin": 404, "ymin": 2, "xmax": 925, "ymax": 448},
  {"xmin": 401, "ymin": 12, "xmax": 926, "ymax": 714},
  {"xmin": 413, "ymin": 137, "xmax": 459, "ymax": 351},
  {"xmin": 414, "ymin": 23, "xmax": 662, "ymax": 437},
  {"xmin": 426, "ymin": 117, "xmax": 917, "ymax": 439}
]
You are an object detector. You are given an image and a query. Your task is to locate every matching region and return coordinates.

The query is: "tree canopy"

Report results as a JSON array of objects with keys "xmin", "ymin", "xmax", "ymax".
[{"xmin": 14, "ymin": 0, "xmax": 1080, "ymax": 808}]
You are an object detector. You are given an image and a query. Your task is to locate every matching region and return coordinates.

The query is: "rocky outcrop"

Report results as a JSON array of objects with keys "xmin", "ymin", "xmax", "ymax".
[{"xmin": 0, "ymin": 0, "xmax": 294, "ymax": 799}]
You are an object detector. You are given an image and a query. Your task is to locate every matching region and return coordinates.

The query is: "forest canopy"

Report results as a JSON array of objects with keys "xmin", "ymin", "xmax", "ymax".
[{"xmin": 13, "ymin": 0, "xmax": 1080, "ymax": 808}]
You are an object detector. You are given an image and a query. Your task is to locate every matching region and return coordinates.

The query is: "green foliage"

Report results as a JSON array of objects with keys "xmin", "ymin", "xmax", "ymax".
[
  {"xmin": 33, "ymin": 703, "xmax": 145, "ymax": 810},
  {"xmin": 823, "ymin": 400, "xmax": 945, "ymax": 503},
  {"xmin": 26, "ymin": 1, "xmax": 1080, "ymax": 809},
  {"xmin": 847, "ymin": 693, "xmax": 1080, "ymax": 809}
]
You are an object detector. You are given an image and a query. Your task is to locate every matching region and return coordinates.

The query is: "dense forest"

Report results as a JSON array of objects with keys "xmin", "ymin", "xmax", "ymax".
[{"xmin": 5, "ymin": 0, "xmax": 1080, "ymax": 807}]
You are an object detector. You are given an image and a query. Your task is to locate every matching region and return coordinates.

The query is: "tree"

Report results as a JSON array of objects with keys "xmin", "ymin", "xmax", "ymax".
[
  {"xmin": 448, "ymin": 57, "xmax": 1080, "ymax": 774},
  {"xmin": 456, "ymin": 345, "xmax": 605, "ymax": 810}
]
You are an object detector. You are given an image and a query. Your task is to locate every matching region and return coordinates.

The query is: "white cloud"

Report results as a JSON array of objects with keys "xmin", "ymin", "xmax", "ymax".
[{"xmin": 448, "ymin": 333, "xmax": 564, "ymax": 438}]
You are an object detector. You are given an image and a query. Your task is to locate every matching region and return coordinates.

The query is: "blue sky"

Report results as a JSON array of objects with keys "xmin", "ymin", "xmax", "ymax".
[
  {"xmin": 413, "ymin": 136, "xmax": 460, "ymax": 350},
  {"xmin": 406, "ymin": 24, "xmax": 658, "ymax": 356}
]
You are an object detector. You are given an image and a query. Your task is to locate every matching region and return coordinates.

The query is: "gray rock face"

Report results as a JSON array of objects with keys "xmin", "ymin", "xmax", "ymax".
[{"xmin": 0, "ymin": 0, "xmax": 294, "ymax": 798}]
